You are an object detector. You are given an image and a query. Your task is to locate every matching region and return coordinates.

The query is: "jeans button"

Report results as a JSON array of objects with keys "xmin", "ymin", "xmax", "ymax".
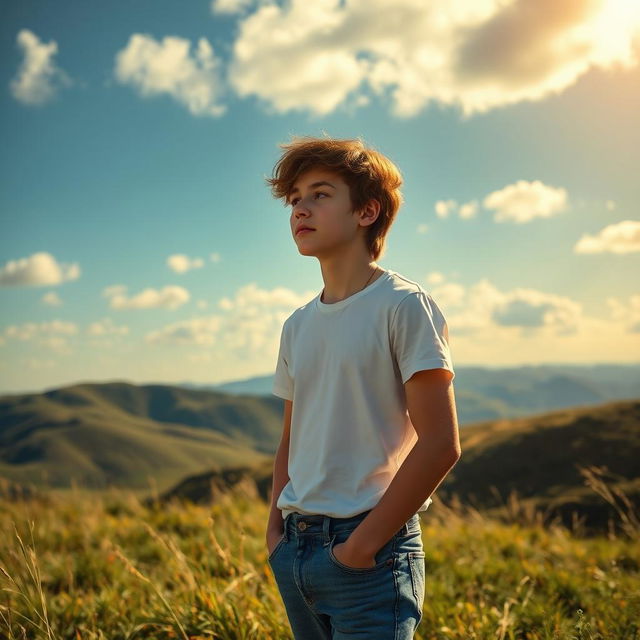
[{"xmin": 298, "ymin": 521, "xmax": 308, "ymax": 531}]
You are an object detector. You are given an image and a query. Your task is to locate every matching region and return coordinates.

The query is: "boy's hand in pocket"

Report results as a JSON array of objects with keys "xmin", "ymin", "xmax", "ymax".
[{"xmin": 266, "ymin": 528, "xmax": 284, "ymax": 556}]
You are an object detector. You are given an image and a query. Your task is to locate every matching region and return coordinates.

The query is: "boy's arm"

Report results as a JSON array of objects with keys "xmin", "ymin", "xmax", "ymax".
[
  {"xmin": 340, "ymin": 368, "xmax": 460, "ymax": 563},
  {"xmin": 266, "ymin": 398, "xmax": 292, "ymax": 536}
]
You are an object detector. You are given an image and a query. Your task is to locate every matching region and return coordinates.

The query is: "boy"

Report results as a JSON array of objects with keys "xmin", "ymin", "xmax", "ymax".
[{"xmin": 265, "ymin": 135, "xmax": 460, "ymax": 639}]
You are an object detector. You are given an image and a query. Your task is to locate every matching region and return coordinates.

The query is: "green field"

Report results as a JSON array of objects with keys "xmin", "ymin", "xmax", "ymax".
[{"xmin": 1, "ymin": 471, "xmax": 638, "ymax": 640}]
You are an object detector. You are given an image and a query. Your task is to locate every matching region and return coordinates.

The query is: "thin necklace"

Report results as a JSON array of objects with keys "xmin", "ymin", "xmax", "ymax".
[{"xmin": 322, "ymin": 264, "xmax": 380, "ymax": 303}]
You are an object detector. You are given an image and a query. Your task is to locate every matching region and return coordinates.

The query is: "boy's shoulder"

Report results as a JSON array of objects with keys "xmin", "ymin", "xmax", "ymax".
[{"xmin": 384, "ymin": 268, "xmax": 428, "ymax": 298}]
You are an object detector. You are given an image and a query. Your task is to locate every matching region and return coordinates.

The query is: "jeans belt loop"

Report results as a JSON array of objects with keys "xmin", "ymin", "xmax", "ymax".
[{"xmin": 322, "ymin": 515, "xmax": 331, "ymax": 545}]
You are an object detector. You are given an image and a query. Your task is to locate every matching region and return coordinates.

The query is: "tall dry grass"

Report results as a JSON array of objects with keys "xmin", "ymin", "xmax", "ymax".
[{"xmin": 0, "ymin": 467, "xmax": 638, "ymax": 639}]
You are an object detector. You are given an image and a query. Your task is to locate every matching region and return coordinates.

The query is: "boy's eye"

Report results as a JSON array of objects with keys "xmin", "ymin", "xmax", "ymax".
[{"xmin": 289, "ymin": 192, "xmax": 328, "ymax": 207}]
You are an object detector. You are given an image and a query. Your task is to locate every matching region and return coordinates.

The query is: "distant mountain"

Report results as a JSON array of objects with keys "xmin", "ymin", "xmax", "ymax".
[
  {"xmin": 189, "ymin": 364, "xmax": 640, "ymax": 425},
  {"xmin": 159, "ymin": 398, "xmax": 640, "ymax": 536},
  {"xmin": 0, "ymin": 382, "xmax": 285, "ymax": 493},
  {"xmin": 179, "ymin": 375, "xmax": 275, "ymax": 397}
]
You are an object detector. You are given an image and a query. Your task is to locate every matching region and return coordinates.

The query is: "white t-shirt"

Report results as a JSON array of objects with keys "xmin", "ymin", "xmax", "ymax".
[{"xmin": 272, "ymin": 267, "xmax": 455, "ymax": 520}]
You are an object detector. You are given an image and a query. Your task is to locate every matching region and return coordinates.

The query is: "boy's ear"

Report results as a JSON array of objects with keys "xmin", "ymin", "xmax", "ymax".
[{"xmin": 357, "ymin": 198, "xmax": 381, "ymax": 227}]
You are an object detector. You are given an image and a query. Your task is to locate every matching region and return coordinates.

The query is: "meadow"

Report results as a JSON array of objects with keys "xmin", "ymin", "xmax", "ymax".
[{"xmin": 0, "ymin": 469, "xmax": 638, "ymax": 640}]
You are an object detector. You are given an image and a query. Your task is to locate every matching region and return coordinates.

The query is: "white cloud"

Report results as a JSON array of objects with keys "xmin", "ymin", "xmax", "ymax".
[
  {"xmin": 605, "ymin": 200, "xmax": 616, "ymax": 211},
  {"xmin": 114, "ymin": 33, "xmax": 226, "ymax": 117},
  {"xmin": 482, "ymin": 180, "xmax": 568, "ymax": 223},
  {"xmin": 493, "ymin": 288, "xmax": 583, "ymax": 336},
  {"xmin": 458, "ymin": 200, "xmax": 479, "ymax": 220},
  {"xmin": 4, "ymin": 320, "xmax": 78, "ymax": 341},
  {"xmin": 146, "ymin": 316, "xmax": 223, "ymax": 346},
  {"xmin": 434, "ymin": 198, "xmax": 479, "ymax": 220},
  {"xmin": 9, "ymin": 29, "xmax": 72, "ymax": 105},
  {"xmin": 167, "ymin": 254, "xmax": 205, "ymax": 274},
  {"xmin": 42, "ymin": 291, "xmax": 62, "ymax": 307},
  {"xmin": 210, "ymin": 252, "xmax": 222, "ymax": 263},
  {"xmin": 435, "ymin": 199, "xmax": 457, "ymax": 219},
  {"xmin": 211, "ymin": 0, "xmax": 254, "ymax": 15},
  {"xmin": 427, "ymin": 276, "xmax": 582, "ymax": 337},
  {"xmin": 606, "ymin": 294, "xmax": 640, "ymax": 333},
  {"xmin": 226, "ymin": 0, "xmax": 640, "ymax": 118},
  {"xmin": 104, "ymin": 285, "xmax": 190, "ymax": 310},
  {"xmin": 574, "ymin": 220, "xmax": 640, "ymax": 255},
  {"xmin": 0, "ymin": 252, "xmax": 80, "ymax": 287},
  {"xmin": 426, "ymin": 271, "xmax": 446, "ymax": 285},
  {"xmin": 145, "ymin": 282, "xmax": 315, "ymax": 360},
  {"xmin": 3, "ymin": 320, "xmax": 77, "ymax": 354},
  {"xmin": 86, "ymin": 318, "xmax": 130, "ymax": 337}
]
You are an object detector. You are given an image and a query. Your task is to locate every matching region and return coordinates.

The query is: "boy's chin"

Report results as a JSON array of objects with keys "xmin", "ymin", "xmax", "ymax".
[{"xmin": 296, "ymin": 245, "xmax": 318, "ymax": 256}]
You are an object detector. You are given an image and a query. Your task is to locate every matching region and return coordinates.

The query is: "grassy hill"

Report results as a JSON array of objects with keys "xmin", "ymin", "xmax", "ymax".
[
  {"xmin": 156, "ymin": 398, "xmax": 640, "ymax": 537},
  {"xmin": 0, "ymin": 482, "xmax": 638, "ymax": 639},
  {"xmin": 1, "ymin": 381, "xmax": 638, "ymax": 537},
  {"xmin": 0, "ymin": 381, "xmax": 285, "ymax": 493}
]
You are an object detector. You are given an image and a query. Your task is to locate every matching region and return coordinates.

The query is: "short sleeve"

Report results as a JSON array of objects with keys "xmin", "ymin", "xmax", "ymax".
[
  {"xmin": 390, "ymin": 291, "xmax": 455, "ymax": 384},
  {"xmin": 272, "ymin": 320, "xmax": 294, "ymax": 400}
]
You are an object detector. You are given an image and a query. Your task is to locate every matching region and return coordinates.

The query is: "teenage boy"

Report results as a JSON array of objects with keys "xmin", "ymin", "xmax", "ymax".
[{"xmin": 265, "ymin": 135, "xmax": 460, "ymax": 639}]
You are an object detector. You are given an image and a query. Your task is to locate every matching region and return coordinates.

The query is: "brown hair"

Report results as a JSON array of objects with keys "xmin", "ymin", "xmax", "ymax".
[{"xmin": 265, "ymin": 134, "xmax": 404, "ymax": 261}]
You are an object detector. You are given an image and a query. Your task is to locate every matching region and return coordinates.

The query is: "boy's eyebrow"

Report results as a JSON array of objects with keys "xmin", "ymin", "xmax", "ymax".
[{"xmin": 288, "ymin": 180, "xmax": 337, "ymax": 196}]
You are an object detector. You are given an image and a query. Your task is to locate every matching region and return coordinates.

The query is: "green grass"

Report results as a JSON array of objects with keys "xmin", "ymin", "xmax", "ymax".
[{"xmin": 0, "ymin": 471, "xmax": 638, "ymax": 639}]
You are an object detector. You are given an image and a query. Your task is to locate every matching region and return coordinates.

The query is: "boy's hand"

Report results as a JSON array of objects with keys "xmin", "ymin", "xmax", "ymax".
[
  {"xmin": 266, "ymin": 528, "xmax": 284, "ymax": 556},
  {"xmin": 332, "ymin": 540, "xmax": 377, "ymax": 569}
]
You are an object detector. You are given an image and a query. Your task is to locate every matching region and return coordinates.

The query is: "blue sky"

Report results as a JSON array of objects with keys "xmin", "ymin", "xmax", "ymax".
[{"xmin": 1, "ymin": 0, "xmax": 639, "ymax": 395}]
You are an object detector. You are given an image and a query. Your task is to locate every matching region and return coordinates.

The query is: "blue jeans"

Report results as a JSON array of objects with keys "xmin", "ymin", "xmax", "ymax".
[{"xmin": 267, "ymin": 509, "xmax": 426, "ymax": 639}]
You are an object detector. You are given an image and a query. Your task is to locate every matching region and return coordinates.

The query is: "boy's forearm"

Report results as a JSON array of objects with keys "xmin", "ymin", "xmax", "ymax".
[
  {"xmin": 347, "ymin": 438, "xmax": 460, "ymax": 557},
  {"xmin": 267, "ymin": 438, "xmax": 290, "ymax": 534}
]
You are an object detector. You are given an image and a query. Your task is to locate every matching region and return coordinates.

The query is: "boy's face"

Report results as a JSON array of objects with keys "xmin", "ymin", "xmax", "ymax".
[{"xmin": 288, "ymin": 167, "xmax": 365, "ymax": 258}]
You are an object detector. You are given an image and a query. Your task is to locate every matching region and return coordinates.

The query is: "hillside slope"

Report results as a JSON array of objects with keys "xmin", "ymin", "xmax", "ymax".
[{"xmin": 0, "ymin": 382, "xmax": 285, "ymax": 492}]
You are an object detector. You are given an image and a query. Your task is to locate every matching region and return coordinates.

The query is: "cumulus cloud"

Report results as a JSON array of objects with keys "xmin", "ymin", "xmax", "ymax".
[
  {"xmin": 435, "ymin": 199, "xmax": 458, "ymax": 219},
  {"xmin": 211, "ymin": 0, "xmax": 254, "ymax": 15},
  {"xmin": 146, "ymin": 316, "xmax": 223, "ymax": 346},
  {"xmin": 574, "ymin": 220, "xmax": 640, "ymax": 254},
  {"xmin": 42, "ymin": 291, "xmax": 62, "ymax": 307},
  {"xmin": 433, "ymin": 198, "xmax": 481, "ymax": 220},
  {"xmin": 606, "ymin": 294, "xmax": 640, "ymax": 333},
  {"xmin": 427, "ymin": 276, "xmax": 582, "ymax": 337},
  {"xmin": 145, "ymin": 282, "xmax": 316, "ymax": 360},
  {"xmin": 225, "ymin": 0, "xmax": 640, "ymax": 117},
  {"xmin": 0, "ymin": 252, "xmax": 80, "ymax": 287},
  {"xmin": 9, "ymin": 29, "xmax": 72, "ymax": 105},
  {"xmin": 3, "ymin": 320, "xmax": 78, "ymax": 354},
  {"xmin": 114, "ymin": 33, "xmax": 226, "ymax": 117},
  {"xmin": 482, "ymin": 180, "xmax": 568, "ymax": 223},
  {"xmin": 103, "ymin": 285, "xmax": 190, "ymax": 310},
  {"xmin": 167, "ymin": 254, "xmax": 205, "ymax": 274},
  {"xmin": 86, "ymin": 317, "xmax": 129, "ymax": 337}
]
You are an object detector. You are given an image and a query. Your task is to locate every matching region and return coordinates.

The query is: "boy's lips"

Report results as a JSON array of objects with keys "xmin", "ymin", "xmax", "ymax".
[{"xmin": 296, "ymin": 226, "xmax": 315, "ymax": 235}]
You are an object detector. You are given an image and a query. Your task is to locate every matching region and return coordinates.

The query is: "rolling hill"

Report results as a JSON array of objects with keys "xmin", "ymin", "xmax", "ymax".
[
  {"xmin": 0, "ymin": 381, "xmax": 285, "ymax": 493},
  {"xmin": 155, "ymin": 398, "xmax": 640, "ymax": 536}
]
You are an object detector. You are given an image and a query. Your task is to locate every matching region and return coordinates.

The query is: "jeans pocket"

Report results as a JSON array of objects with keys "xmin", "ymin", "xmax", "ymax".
[
  {"xmin": 408, "ymin": 551, "xmax": 426, "ymax": 606},
  {"xmin": 267, "ymin": 534, "xmax": 286, "ymax": 563},
  {"xmin": 327, "ymin": 533, "xmax": 394, "ymax": 574}
]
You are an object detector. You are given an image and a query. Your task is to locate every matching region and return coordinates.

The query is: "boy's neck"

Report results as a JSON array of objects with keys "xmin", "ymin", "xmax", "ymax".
[{"xmin": 319, "ymin": 256, "xmax": 384, "ymax": 304}]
